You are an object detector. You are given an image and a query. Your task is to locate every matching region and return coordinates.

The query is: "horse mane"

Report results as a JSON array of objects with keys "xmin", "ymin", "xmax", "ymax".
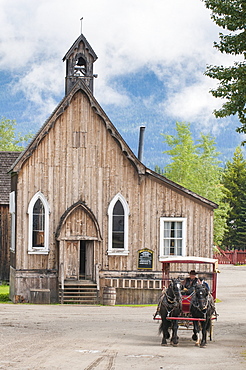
[{"xmin": 191, "ymin": 283, "xmax": 216, "ymax": 316}]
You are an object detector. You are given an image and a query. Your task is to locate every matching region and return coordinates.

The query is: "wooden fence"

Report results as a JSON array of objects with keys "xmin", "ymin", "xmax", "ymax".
[{"xmin": 214, "ymin": 247, "xmax": 246, "ymax": 265}]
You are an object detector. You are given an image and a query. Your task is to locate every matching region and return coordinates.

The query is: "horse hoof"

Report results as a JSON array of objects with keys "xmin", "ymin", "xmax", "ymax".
[
  {"xmin": 192, "ymin": 334, "xmax": 198, "ymax": 341},
  {"xmin": 161, "ymin": 343, "xmax": 168, "ymax": 346},
  {"xmin": 200, "ymin": 343, "xmax": 206, "ymax": 348}
]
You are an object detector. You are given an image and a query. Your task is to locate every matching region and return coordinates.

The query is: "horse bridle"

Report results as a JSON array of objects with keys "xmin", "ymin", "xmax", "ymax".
[
  {"xmin": 162, "ymin": 280, "xmax": 182, "ymax": 315},
  {"xmin": 192, "ymin": 288, "xmax": 209, "ymax": 314}
]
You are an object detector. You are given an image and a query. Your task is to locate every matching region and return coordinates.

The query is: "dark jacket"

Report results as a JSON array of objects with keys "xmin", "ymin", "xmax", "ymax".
[{"xmin": 183, "ymin": 277, "xmax": 200, "ymax": 295}]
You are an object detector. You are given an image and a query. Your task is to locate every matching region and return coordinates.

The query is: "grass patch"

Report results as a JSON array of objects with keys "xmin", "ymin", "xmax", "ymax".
[
  {"xmin": 0, "ymin": 284, "xmax": 11, "ymax": 302},
  {"xmin": 113, "ymin": 304, "xmax": 156, "ymax": 307}
]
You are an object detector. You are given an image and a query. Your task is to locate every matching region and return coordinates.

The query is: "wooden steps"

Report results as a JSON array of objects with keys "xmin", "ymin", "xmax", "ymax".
[{"xmin": 59, "ymin": 280, "xmax": 98, "ymax": 304}]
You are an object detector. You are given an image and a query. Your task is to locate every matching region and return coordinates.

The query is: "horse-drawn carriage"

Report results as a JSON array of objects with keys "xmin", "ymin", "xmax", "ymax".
[{"xmin": 154, "ymin": 256, "xmax": 219, "ymax": 347}]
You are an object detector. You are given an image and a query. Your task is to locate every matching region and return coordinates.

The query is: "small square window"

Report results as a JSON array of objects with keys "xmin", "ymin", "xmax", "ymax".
[{"xmin": 160, "ymin": 217, "xmax": 186, "ymax": 258}]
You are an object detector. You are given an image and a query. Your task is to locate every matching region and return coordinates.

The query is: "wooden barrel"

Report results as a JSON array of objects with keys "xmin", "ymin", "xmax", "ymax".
[{"xmin": 103, "ymin": 286, "xmax": 116, "ymax": 306}]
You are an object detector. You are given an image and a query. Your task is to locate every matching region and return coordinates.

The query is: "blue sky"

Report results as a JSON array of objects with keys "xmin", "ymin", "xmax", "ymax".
[{"xmin": 0, "ymin": 0, "xmax": 245, "ymax": 169}]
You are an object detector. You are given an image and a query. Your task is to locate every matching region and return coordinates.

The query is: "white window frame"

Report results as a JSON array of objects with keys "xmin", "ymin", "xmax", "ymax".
[
  {"xmin": 107, "ymin": 193, "xmax": 129, "ymax": 256},
  {"xmin": 159, "ymin": 217, "xmax": 187, "ymax": 258},
  {"xmin": 28, "ymin": 192, "xmax": 50, "ymax": 254},
  {"xmin": 9, "ymin": 191, "xmax": 16, "ymax": 252}
]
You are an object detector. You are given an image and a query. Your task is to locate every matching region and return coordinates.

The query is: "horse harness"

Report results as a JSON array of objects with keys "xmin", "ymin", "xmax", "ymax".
[
  {"xmin": 191, "ymin": 290, "xmax": 217, "ymax": 319},
  {"xmin": 191, "ymin": 295, "xmax": 209, "ymax": 316},
  {"xmin": 161, "ymin": 290, "xmax": 182, "ymax": 317}
]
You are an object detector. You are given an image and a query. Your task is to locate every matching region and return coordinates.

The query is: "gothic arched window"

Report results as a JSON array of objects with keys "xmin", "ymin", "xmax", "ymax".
[
  {"xmin": 108, "ymin": 194, "xmax": 129, "ymax": 255},
  {"xmin": 28, "ymin": 192, "xmax": 50, "ymax": 254},
  {"xmin": 112, "ymin": 200, "xmax": 124, "ymax": 249},
  {"xmin": 32, "ymin": 198, "xmax": 45, "ymax": 248}
]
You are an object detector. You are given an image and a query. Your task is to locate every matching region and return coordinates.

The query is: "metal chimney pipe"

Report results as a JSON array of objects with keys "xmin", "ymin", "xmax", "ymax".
[{"xmin": 138, "ymin": 126, "xmax": 145, "ymax": 162}]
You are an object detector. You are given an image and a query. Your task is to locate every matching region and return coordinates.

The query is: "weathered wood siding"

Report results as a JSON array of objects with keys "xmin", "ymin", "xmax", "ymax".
[
  {"xmin": 58, "ymin": 205, "xmax": 99, "ymax": 240},
  {"xmin": 14, "ymin": 89, "xmax": 214, "ymax": 274},
  {"xmin": 11, "ymin": 87, "xmax": 215, "ymax": 304},
  {"xmin": 0, "ymin": 205, "xmax": 11, "ymax": 281}
]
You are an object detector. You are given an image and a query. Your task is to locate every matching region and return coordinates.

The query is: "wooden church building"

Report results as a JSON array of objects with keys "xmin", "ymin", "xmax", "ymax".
[{"xmin": 9, "ymin": 34, "xmax": 217, "ymax": 304}]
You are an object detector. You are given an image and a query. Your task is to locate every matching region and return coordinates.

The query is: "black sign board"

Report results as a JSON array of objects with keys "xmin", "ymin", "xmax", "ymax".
[{"xmin": 138, "ymin": 249, "xmax": 153, "ymax": 270}]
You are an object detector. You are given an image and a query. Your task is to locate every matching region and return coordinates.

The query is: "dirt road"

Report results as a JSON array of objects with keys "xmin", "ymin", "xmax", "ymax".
[{"xmin": 0, "ymin": 264, "xmax": 246, "ymax": 370}]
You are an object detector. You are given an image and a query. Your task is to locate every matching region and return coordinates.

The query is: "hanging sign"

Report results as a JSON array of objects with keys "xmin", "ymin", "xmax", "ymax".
[{"xmin": 138, "ymin": 249, "xmax": 153, "ymax": 270}]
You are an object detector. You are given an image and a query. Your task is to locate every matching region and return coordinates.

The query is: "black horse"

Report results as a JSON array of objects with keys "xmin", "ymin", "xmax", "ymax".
[
  {"xmin": 158, "ymin": 278, "xmax": 183, "ymax": 346},
  {"xmin": 190, "ymin": 283, "xmax": 216, "ymax": 347}
]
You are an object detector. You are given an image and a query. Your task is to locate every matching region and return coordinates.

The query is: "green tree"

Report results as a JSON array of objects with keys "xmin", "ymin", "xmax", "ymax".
[
  {"xmin": 162, "ymin": 122, "xmax": 199, "ymax": 186},
  {"xmin": 190, "ymin": 133, "xmax": 222, "ymax": 199},
  {"xmin": 222, "ymin": 146, "xmax": 246, "ymax": 249},
  {"xmin": 0, "ymin": 117, "xmax": 32, "ymax": 151},
  {"xmin": 236, "ymin": 192, "xmax": 246, "ymax": 248},
  {"xmin": 202, "ymin": 0, "xmax": 246, "ymax": 137},
  {"xmin": 160, "ymin": 122, "xmax": 229, "ymax": 245}
]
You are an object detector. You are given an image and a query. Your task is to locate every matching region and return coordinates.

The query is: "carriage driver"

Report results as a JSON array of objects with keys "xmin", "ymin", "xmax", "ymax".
[{"xmin": 182, "ymin": 270, "xmax": 201, "ymax": 295}]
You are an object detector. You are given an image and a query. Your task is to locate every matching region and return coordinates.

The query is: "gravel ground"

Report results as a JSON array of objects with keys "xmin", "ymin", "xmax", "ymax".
[{"xmin": 0, "ymin": 264, "xmax": 246, "ymax": 370}]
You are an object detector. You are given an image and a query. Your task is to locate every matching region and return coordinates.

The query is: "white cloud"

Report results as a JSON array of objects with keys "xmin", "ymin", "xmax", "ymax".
[
  {"xmin": 0, "ymin": 0, "xmax": 241, "ymax": 137},
  {"xmin": 95, "ymin": 79, "xmax": 130, "ymax": 106},
  {"xmin": 161, "ymin": 76, "xmax": 218, "ymax": 125}
]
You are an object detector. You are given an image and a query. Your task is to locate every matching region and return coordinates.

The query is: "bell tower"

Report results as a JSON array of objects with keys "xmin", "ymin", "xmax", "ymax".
[{"xmin": 63, "ymin": 34, "xmax": 98, "ymax": 95}]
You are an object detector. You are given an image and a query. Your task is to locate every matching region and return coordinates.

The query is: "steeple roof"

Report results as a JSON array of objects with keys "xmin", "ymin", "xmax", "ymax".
[
  {"xmin": 63, "ymin": 33, "xmax": 98, "ymax": 62},
  {"xmin": 63, "ymin": 33, "xmax": 98, "ymax": 95}
]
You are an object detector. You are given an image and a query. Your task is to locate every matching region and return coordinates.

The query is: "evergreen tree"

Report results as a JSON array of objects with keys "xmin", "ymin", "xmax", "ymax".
[
  {"xmin": 154, "ymin": 165, "xmax": 164, "ymax": 175},
  {"xmin": 222, "ymin": 146, "xmax": 246, "ymax": 249},
  {"xmin": 202, "ymin": 0, "xmax": 246, "ymax": 137},
  {"xmin": 236, "ymin": 192, "xmax": 246, "ymax": 248}
]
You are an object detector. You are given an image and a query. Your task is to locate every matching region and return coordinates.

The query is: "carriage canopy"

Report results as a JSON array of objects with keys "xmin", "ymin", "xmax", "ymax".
[{"xmin": 159, "ymin": 256, "xmax": 219, "ymax": 299}]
